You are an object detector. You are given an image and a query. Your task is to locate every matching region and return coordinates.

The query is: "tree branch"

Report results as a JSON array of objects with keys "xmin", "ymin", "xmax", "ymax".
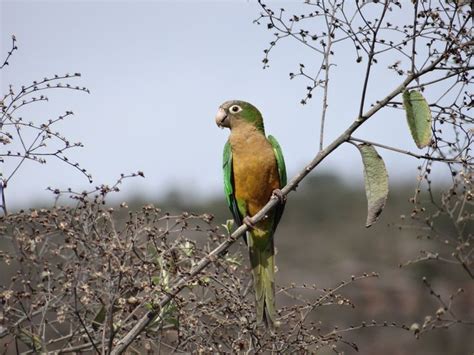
[{"xmin": 110, "ymin": 50, "xmax": 448, "ymax": 355}]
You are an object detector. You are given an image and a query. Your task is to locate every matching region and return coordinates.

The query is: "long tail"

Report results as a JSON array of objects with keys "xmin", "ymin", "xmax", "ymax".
[{"xmin": 248, "ymin": 231, "xmax": 276, "ymax": 327}]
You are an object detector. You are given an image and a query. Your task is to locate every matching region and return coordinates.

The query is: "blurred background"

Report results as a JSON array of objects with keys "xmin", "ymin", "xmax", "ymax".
[{"xmin": 1, "ymin": 1, "xmax": 472, "ymax": 354}]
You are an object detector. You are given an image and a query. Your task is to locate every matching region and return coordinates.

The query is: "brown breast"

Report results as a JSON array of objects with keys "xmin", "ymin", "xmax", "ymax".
[{"xmin": 229, "ymin": 122, "xmax": 280, "ymax": 217}]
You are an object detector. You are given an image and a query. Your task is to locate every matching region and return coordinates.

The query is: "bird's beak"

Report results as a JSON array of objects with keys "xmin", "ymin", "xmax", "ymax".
[{"xmin": 215, "ymin": 108, "xmax": 230, "ymax": 128}]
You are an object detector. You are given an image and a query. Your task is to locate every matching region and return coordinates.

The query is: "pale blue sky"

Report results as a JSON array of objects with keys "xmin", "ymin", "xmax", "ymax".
[{"xmin": 1, "ymin": 1, "xmax": 451, "ymax": 208}]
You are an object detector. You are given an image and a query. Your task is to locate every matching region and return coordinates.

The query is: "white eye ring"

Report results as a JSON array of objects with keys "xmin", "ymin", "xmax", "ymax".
[{"xmin": 229, "ymin": 105, "xmax": 242, "ymax": 114}]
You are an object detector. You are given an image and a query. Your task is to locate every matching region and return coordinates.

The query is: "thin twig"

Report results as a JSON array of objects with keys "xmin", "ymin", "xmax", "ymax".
[
  {"xmin": 349, "ymin": 137, "xmax": 464, "ymax": 163},
  {"xmin": 0, "ymin": 180, "xmax": 7, "ymax": 215},
  {"xmin": 0, "ymin": 35, "xmax": 17, "ymax": 70},
  {"xmin": 319, "ymin": 1, "xmax": 336, "ymax": 151},
  {"xmin": 411, "ymin": 0, "xmax": 419, "ymax": 82},
  {"xmin": 356, "ymin": 1, "xmax": 389, "ymax": 119}
]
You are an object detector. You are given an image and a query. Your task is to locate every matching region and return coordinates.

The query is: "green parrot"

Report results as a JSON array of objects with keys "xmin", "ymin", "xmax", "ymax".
[{"xmin": 215, "ymin": 100, "xmax": 287, "ymax": 327}]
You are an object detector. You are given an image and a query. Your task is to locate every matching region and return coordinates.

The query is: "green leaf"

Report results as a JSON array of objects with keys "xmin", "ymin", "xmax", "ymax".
[
  {"xmin": 179, "ymin": 241, "xmax": 194, "ymax": 257},
  {"xmin": 357, "ymin": 144, "xmax": 389, "ymax": 227},
  {"xmin": 146, "ymin": 301, "xmax": 179, "ymax": 330},
  {"xmin": 224, "ymin": 254, "xmax": 242, "ymax": 267},
  {"xmin": 92, "ymin": 305, "xmax": 106, "ymax": 330},
  {"xmin": 18, "ymin": 328, "xmax": 42, "ymax": 351},
  {"xmin": 402, "ymin": 90, "xmax": 432, "ymax": 149},
  {"xmin": 222, "ymin": 219, "xmax": 234, "ymax": 235}
]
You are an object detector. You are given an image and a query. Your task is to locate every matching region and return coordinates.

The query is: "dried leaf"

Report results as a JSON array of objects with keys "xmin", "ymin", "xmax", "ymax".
[
  {"xmin": 402, "ymin": 90, "xmax": 432, "ymax": 149},
  {"xmin": 357, "ymin": 144, "xmax": 389, "ymax": 227}
]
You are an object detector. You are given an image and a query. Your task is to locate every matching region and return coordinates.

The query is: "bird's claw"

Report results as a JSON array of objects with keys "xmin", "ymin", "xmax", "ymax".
[
  {"xmin": 243, "ymin": 216, "xmax": 255, "ymax": 230},
  {"xmin": 272, "ymin": 189, "xmax": 286, "ymax": 204}
]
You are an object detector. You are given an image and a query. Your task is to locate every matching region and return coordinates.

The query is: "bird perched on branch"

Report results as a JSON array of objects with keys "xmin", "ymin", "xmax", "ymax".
[{"xmin": 215, "ymin": 100, "xmax": 287, "ymax": 327}]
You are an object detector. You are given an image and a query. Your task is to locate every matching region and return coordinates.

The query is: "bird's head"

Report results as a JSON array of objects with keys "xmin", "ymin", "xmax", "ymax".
[{"xmin": 215, "ymin": 100, "xmax": 264, "ymax": 132}]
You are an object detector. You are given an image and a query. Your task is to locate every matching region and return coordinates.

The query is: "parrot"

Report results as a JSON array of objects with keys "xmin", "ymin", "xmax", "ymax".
[{"xmin": 215, "ymin": 100, "xmax": 287, "ymax": 328}]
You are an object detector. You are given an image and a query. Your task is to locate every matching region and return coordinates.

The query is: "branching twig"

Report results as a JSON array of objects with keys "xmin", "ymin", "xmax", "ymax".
[{"xmin": 0, "ymin": 35, "xmax": 17, "ymax": 70}]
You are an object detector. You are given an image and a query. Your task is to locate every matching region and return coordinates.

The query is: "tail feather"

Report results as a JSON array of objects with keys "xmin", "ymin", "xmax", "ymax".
[{"xmin": 248, "ymin": 231, "xmax": 276, "ymax": 327}]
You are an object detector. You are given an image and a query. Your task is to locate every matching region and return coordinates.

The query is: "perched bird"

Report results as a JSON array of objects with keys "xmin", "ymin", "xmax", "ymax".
[{"xmin": 215, "ymin": 100, "xmax": 287, "ymax": 327}]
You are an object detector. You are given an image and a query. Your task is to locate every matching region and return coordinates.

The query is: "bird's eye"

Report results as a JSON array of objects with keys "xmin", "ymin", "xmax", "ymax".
[{"xmin": 229, "ymin": 105, "xmax": 242, "ymax": 113}]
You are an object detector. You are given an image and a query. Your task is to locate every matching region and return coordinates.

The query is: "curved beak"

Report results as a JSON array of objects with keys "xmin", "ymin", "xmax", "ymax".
[{"xmin": 215, "ymin": 107, "xmax": 230, "ymax": 128}]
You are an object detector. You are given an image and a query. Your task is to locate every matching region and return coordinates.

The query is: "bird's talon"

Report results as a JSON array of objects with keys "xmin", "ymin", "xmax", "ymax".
[
  {"xmin": 272, "ymin": 189, "xmax": 286, "ymax": 204},
  {"xmin": 243, "ymin": 216, "xmax": 255, "ymax": 230}
]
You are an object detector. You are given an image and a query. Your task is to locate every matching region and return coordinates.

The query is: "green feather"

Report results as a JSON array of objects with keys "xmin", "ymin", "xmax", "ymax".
[
  {"xmin": 248, "ymin": 230, "xmax": 276, "ymax": 327},
  {"xmin": 223, "ymin": 140, "xmax": 233, "ymax": 208},
  {"xmin": 223, "ymin": 100, "xmax": 265, "ymax": 133},
  {"xmin": 268, "ymin": 135, "xmax": 287, "ymax": 187},
  {"xmin": 268, "ymin": 135, "xmax": 287, "ymax": 233},
  {"xmin": 237, "ymin": 101, "xmax": 265, "ymax": 133},
  {"xmin": 222, "ymin": 140, "xmax": 242, "ymax": 226}
]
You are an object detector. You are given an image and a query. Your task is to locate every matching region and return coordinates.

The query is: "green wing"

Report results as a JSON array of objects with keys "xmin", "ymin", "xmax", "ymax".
[
  {"xmin": 268, "ymin": 135, "xmax": 287, "ymax": 233},
  {"xmin": 268, "ymin": 135, "xmax": 287, "ymax": 187},
  {"xmin": 223, "ymin": 140, "xmax": 242, "ymax": 226}
]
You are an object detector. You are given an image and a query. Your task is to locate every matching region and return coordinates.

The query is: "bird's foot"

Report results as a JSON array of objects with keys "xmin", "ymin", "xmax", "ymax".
[
  {"xmin": 243, "ymin": 216, "xmax": 255, "ymax": 230},
  {"xmin": 272, "ymin": 189, "xmax": 286, "ymax": 204}
]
